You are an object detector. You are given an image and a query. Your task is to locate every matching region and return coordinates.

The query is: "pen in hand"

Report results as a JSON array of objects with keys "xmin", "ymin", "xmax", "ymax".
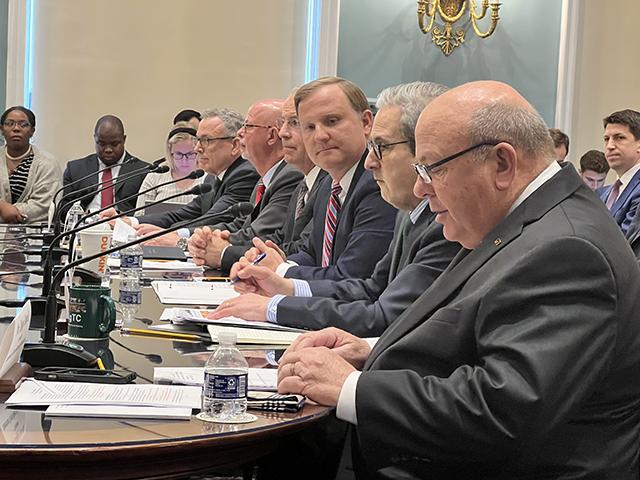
[{"xmin": 230, "ymin": 252, "xmax": 267, "ymax": 284}]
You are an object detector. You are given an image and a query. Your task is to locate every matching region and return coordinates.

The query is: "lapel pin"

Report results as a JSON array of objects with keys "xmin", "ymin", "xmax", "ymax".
[{"xmin": 494, "ymin": 238, "xmax": 502, "ymax": 246}]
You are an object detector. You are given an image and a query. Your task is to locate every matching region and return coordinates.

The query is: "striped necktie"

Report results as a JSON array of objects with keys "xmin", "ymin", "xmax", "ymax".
[
  {"xmin": 254, "ymin": 180, "xmax": 266, "ymax": 206},
  {"xmin": 606, "ymin": 179, "xmax": 622, "ymax": 210},
  {"xmin": 322, "ymin": 181, "xmax": 342, "ymax": 267}
]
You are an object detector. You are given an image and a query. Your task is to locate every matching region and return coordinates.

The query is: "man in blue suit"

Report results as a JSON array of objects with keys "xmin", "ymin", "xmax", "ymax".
[{"xmin": 598, "ymin": 109, "xmax": 640, "ymax": 234}]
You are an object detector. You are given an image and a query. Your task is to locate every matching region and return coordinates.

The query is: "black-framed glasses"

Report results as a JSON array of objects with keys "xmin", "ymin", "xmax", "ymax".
[
  {"xmin": 241, "ymin": 121, "xmax": 272, "ymax": 130},
  {"xmin": 3, "ymin": 120, "xmax": 31, "ymax": 129},
  {"xmin": 195, "ymin": 136, "xmax": 233, "ymax": 146},
  {"xmin": 366, "ymin": 139, "xmax": 410, "ymax": 160},
  {"xmin": 413, "ymin": 141, "xmax": 501, "ymax": 183},
  {"xmin": 171, "ymin": 151, "xmax": 198, "ymax": 160}
]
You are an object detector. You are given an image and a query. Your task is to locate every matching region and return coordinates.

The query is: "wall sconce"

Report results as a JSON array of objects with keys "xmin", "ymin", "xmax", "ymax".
[{"xmin": 417, "ymin": 0, "xmax": 501, "ymax": 56}]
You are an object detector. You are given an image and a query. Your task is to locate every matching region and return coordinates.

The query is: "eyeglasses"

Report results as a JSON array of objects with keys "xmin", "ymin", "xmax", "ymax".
[
  {"xmin": 172, "ymin": 151, "xmax": 198, "ymax": 160},
  {"xmin": 367, "ymin": 139, "xmax": 410, "ymax": 160},
  {"xmin": 195, "ymin": 136, "xmax": 234, "ymax": 146},
  {"xmin": 3, "ymin": 120, "xmax": 31, "ymax": 129},
  {"xmin": 241, "ymin": 122, "xmax": 272, "ymax": 130},
  {"xmin": 413, "ymin": 141, "xmax": 501, "ymax": 183}
]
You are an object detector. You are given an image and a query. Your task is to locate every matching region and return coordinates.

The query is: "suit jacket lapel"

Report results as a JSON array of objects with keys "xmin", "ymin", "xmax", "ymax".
[
  {"xmin": 612, "ymin": 170, "xmax": 640, "ymax": 214},
  {"xmin": 365, "ymin": 166, "xmax": 584, "ymax": 368},
  {"xmin": 114, "ymin": 152, "xmax": 134, "ymax": 196}
]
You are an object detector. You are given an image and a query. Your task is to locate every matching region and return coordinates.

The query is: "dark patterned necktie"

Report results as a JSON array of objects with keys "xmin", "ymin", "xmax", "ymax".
[
  {"xmin": 322, "ymin": 181, "xmax": 342, "ymax": 267},
  {"xmin": 254, "ymin": 180, "xmax": 266, "ymax": 206},
  {"xmin": 294, "ymin": 183, "xmax": 309, "ymax": 220},
  {"xmin": 605, "ymin": 179, "xmax": 622, "ymax": 210}
]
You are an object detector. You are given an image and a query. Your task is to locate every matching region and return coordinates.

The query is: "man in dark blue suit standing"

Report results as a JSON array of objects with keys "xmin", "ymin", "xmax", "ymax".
[{"xmin": 598, "ymin": 109, "xmax": 640, "ymax": 234}]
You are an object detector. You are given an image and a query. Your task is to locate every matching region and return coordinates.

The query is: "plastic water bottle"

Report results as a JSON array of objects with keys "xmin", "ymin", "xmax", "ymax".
[
  {"xmin": 201, "ymin": 331, "xmax": 249, "ymax": 422},
  {"xmin": 118, "ymin": 234, "xmax": 143, "ymax": 326},
  {"xmin": 62, "ymin": 201, "xmax": 84, "ymax": 248}
]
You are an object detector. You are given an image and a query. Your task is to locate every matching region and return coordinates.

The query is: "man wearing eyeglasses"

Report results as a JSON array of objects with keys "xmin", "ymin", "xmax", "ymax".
[
  {"xmin": 187, "ymin": 99, "xmax": 303, "ymax": 270},
  {"xmin": 63, "ymin": 115, "xmax": 149, "ymax": 214},
  {"xmin": 273, "ymin": 81, "xmax": 640, "ymax": 479},
  {"xmin": 211, "ymin": 82, "xmax": 460, "ymax": 340},
  {"xmin": 118, "ymin": 108, "xmax": 260, "ymax": 248}
]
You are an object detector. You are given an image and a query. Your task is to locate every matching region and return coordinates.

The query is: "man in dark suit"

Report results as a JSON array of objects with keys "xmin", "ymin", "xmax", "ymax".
[
  {"xmin": 127, "ymin": 108, "xmax": 259, "ymax": 248},
  {"xmin": 62, "ymin": 115, "xmax": 148, "ymax": 213},
  {"xmin": 598, "ymin": 109, "xmax": 640, "ymax": 234},
  {"xmin": 188, "ymin": 99, "xmax": 303, "ymax": 271},
  {"xmin": 223, "ymin": 77, "xmax": 397, "ymax": 282},
  {"xmin": 276, "ymin": 81, "xmax": 640, "ymax": 479},
  {"xmin": 219, "ymin": 93, "xmax": 327, "ymax": 264},
  {"xmin": 212, "ymin": 82, "xmax": 460, "ymax": 338}
]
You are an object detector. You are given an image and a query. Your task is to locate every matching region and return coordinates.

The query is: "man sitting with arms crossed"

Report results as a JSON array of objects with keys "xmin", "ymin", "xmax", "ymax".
[
  {"xmin": 218, "ymin": 90, "xmax": 328, "ymax": 264},
  {"xmin": 273, "ymin": 81, "xmax": 640, "ymax": 479},
  {"xmin": 188, "ymin": 99, "xmax": 303, "ymax": 271},
  {"xmin": 100, "ymin": 108, "xmax": 260, "ymax": 248},
  {"xmin": 192, "ymin": 77, "xmax": 397, "ymax": 281},
  {"xmin": 212, "ymin": 82, "xmax": 461, "ymax": 337}
]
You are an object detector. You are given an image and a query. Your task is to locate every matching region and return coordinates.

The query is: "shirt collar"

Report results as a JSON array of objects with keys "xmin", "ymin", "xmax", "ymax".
[
  {"xmin": 304, "ymin": 165, "xmax": 321, "ymax": 192},
  {"xmin": 262, "ymin": 159, "xmax": 283, "ymax": 190},
  {"xmin": 335, "ymin": 160, "xmax": 359, "ymax": 204},
  {"xmin": 617, "ymin": 162, "xmax": 640, "ymax": 195},
  {"xmin": 98, "ymin": 151, "xmax": 126, "ymax": 169},
  {"xmin": 409, "ymin": 199, "xmax": 429, "ymax": 224},
  {"xmin": 507, "ymin": 161, "xmax": 561, "ymax": 215}
]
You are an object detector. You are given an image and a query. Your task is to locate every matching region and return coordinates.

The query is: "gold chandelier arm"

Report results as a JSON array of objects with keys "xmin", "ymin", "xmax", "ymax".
[
  {"xmin": 437, "ymin": 0, "xmax": 466, "ymax": 23},
  {"xmin": 471, "ymin": 2, "xmax": 500, "ymax": 38},
  {"xmin": 417, "ymin": 0, "xmax": 436, "ymax": 34},
  {"xmin": 470, "ymin": 0, "xmax": 489, "ymax": 21}
]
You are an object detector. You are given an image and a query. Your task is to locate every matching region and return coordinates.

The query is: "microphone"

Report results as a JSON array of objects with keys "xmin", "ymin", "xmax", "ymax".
[
  {"xmin": 52, "ymin": 160, "xmax": 167, "ymax": 235},
  {"xmin": 41, "ymin": 183, "xmax": 214, "ymax": 296},
  {"xmin": 73, "ymin": 169, "xmax": 206, "ymax": 229},
  {"xmin": 23, "ymin": 201, "xmax": 251, "ymax": 368}
]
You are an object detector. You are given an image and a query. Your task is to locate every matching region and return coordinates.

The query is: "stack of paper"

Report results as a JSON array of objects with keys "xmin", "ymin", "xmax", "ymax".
[
  {"xmin": 207, "ymin": 325, "xmax": 300, "ymax": 345},
  {"xmin": 153, "ymin": 366, "xmax": 278, "ymax": 391},
  {"xmin": 7, "ymin": 379, "xmax": 199, "ymax": 420},
  {"xmin": 152, "ymin": 281, "xmax": 239, "ymax": 305},
  {"xmin": 108, "ymin": 258, "xmax": 202, "ymax": 272}
]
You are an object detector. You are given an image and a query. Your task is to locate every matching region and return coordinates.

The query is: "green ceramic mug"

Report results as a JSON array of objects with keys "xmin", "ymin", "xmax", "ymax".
[{"xmin": 68, "ymin": 285, "xmax": 117, "ymax": 339}]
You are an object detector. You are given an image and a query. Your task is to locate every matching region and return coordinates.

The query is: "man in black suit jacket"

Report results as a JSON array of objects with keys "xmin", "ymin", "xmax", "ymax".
[
  {"xmin": 276, "ymin": 81, "xmax": 640, "ymax": 479},
  {"xmin": 213, "ymin": 82, "xmax": 460, "ymax": 339},
  {"xmin": 188, "ymin": 99, "xmax": 303, "ymax": 271},
  {"xmin": 126, "ymin": 108, "xmax": 259, "ymax": 248},
  {"xmin": 62, "ymin": 115, "xmax": 148, "ymax": 214},
  {"xmin": 221, "ymin": 93, "xmax": 327, "ymax": 265}
]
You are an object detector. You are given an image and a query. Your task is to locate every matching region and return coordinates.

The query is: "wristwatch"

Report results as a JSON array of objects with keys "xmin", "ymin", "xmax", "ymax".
[{"xmin": 176, "ymin": 237, "xmax": 188, "ymax": 251}]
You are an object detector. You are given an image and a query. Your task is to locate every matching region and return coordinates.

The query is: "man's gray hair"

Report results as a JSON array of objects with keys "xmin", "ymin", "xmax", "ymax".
[
  {"xmin": 201, "ymin": 108, "xmax": 244, "ymax": 136},
  {"xmin": 469, "ymin": 103, "xmax": 554, "ymax": 160},
  {"xmin": 376, "ymin": 81, "xmax": 449, "ymax": 153}
]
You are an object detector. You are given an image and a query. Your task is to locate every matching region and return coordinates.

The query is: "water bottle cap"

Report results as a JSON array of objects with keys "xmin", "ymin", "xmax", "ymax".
[{"xmin": 218, "ymin": 331, "xmax": 237, "ymax": 345}]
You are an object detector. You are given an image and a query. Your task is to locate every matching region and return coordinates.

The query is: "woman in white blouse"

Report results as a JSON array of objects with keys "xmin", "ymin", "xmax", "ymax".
[{"xmin": 135, "ymin": 122, "xmax": 204, "ymax": 215}]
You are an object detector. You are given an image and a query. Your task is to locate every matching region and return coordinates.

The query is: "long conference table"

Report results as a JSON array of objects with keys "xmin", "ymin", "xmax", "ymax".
[{"xmin": 0, "ymin": 225, "xmax": 331, "ymax": 479}]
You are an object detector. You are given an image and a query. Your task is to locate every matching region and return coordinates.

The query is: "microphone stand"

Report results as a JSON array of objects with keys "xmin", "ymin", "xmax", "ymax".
[
  {"xmin": 41, "ymin": 183, "xmax": 213, "ymax": 296},
  {"xmin": 22, "ymin": 202, "xmax": 250, "ymax": 368}
]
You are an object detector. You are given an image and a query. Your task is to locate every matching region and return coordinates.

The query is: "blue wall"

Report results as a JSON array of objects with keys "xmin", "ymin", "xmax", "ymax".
[{"xmin": 337, "ymin": 0, "xmax": 562, "ymax": 125}]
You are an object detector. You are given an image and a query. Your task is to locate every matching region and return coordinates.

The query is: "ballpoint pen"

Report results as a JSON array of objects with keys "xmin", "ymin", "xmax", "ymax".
[
  {"xmin": 120, "ymin": 328, "xmax": 201, "ymax": 341},
  {"xmin": 230, "ymin": 252, "xmax": 267, "ymax": 284}
]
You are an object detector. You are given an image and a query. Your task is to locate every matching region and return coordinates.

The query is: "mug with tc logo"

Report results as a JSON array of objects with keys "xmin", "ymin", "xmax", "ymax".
[{"xmin": 68, "ymin": 285, "xmax": 117, "ymax": 339}]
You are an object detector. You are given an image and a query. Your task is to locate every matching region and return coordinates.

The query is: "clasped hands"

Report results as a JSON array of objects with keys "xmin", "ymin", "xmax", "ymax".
[{"xmin": 276, "ymin": 327, "xmax": 371, "ymax": 407}]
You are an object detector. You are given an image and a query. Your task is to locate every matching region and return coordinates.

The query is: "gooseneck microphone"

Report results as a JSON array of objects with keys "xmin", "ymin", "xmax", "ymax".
[
  {"xmin": 73, "ymin": 169, "xmax": 206, "ymax": 229},
  {"xmin": 41, "ymin": 183, "xmax": 214, "ymax": 296},
  {"xmin": 22, "ymin": 201, "xmax": 254, "ymax": 368},
  {"xmin": 52, "ymin": 160, "xmax": 168, "ymax": 235}
]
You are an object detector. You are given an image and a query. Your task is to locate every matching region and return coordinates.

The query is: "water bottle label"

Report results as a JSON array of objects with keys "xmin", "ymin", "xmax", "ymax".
[
  {"xmin": 204, "ymin": 372, "xmax": 247, "ymax": 399},
  {"xmin": 119, "ymin": 290, "xmax": 141, "ymax": 305},
  {"xmin": 121, "ymin": 254, "xmax": 143, "ymax": 269}
]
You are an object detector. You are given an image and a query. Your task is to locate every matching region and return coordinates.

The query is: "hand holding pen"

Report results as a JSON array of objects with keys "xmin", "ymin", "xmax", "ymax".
[
  {"xmin": 228, "ymin": 253, "xmax": 295, "ymax": 297},
  {"xmin": 230, "ymin": 252, "xmax": 267, "ymax": 284}
]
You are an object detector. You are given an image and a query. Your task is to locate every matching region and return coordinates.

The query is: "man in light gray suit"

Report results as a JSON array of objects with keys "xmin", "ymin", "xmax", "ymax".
[
  {"xmin": 275, "ymin": 81, "xmax": 640, "ymax": 479},
  {"xmin": 211, "ymin": 82, "xmax": 460, "ymax": 337},
  {"xmin": 188, "ymin": 99, "xmax": 303, "ymax": 272}
]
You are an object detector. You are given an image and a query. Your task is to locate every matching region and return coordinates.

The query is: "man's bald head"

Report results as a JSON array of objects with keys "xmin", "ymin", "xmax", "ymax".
[
  {"xmin": 94, "ymin": 115, "xmax": 126, "ymax": 165},
  {"xmin": 237, "ymin": 99, "xmax": 284, "ymax": 175},
  {"xmin": 413, "ymin": 81, "xmax": 555, "ymax": 249}
]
